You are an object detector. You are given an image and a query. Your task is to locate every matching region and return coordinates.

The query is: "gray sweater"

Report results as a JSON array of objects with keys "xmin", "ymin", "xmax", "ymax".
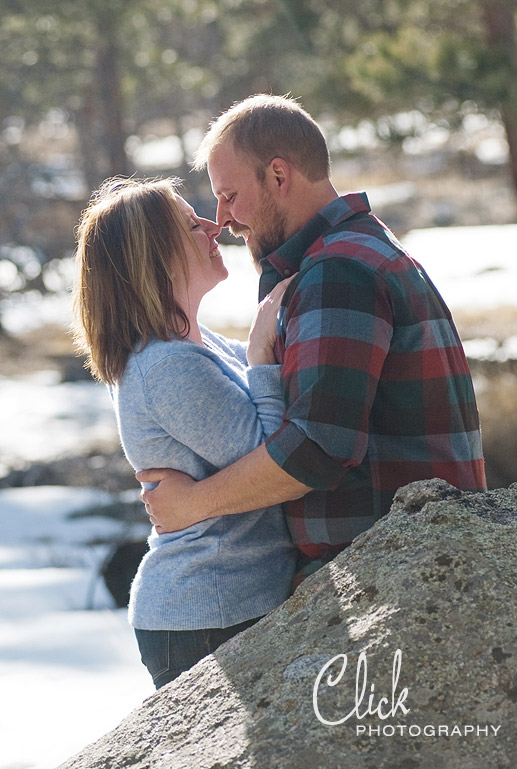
[{"xmin": 111, "ymin": 327, "xmax": 296, "ymax": 630}]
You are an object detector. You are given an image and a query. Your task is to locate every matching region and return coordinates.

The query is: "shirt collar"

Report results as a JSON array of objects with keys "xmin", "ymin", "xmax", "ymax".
[{"xmin": 261, "ymin": 192, "xmax": 371, "ymax": 278}]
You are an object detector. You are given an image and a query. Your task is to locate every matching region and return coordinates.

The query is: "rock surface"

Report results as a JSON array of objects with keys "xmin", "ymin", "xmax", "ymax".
[{"xmin": 58, "ymin": 479, "xmax": 517, "ymax": 769}]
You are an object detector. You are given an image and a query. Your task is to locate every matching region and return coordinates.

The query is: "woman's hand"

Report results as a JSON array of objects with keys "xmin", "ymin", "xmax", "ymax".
[{"xmin": 247, "ymin": 276, "xmax": 295, "ymax": 365}]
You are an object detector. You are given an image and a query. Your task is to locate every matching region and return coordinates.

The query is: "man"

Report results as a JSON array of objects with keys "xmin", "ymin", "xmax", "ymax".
[{"xmin": 138, "ymin": 94, "xmax": 486, "ymax": 580}]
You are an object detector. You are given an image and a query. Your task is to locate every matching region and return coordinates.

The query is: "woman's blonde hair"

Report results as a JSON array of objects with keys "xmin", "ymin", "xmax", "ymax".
[{"xmin": 72, "ymin": 177, "xmax": 193, "ymax": 385}]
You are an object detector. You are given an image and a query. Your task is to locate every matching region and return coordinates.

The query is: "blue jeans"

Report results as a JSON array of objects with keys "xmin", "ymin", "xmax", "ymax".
[{"xmin": 135, "ymin": 616, "xmax": 262, "ymax": 689}]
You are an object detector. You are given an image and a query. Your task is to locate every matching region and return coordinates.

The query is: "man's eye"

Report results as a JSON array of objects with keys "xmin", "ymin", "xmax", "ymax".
[{"xmin": 225, "ymin": 193, "xmax": 236, "ymax": 203}]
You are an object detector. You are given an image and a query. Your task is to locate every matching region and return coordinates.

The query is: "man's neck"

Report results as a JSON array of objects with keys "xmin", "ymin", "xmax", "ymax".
[{"xmin": 284, "ymin": 178, "xmax": 339, "ymax": 240}]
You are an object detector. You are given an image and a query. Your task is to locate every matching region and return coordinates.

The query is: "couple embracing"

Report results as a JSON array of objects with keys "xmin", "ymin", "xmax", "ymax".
[{"xmin": 73, "ymin": 94, "xmax": 486, "ymax": 689}]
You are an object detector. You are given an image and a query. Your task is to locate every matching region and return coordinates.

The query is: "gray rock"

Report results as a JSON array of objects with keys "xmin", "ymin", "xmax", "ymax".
[{"xmin": 58, "ymin": 479, "xmax": 517, "ymax": 769}]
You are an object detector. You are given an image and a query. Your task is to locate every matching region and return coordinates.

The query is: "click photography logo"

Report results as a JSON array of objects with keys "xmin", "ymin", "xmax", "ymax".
[{"xmin": 312, "ymin": 648, "xmax": 502, "ymax": 738}]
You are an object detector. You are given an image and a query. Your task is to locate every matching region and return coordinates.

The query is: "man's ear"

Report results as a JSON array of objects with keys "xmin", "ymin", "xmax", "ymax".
[{"xmin": 267, "ymin": 157, "xmax": 291, "ymax": 197}]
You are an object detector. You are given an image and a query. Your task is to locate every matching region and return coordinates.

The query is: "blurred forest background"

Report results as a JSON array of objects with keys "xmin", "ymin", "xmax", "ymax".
[{"xmin": 1, "ymin": 0, "xmax": 516, "ymax": 490}]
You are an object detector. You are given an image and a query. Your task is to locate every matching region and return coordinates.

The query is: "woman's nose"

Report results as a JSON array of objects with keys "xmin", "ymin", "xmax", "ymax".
[{"xmin": 202, "ymin": 217, "xmax": 221, "ymax": 238}]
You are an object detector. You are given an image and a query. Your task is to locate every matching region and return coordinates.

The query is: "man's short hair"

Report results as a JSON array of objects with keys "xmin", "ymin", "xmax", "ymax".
[{"xmin": 194, "ymin": 94, "xmax": 330, "ymax": 182}]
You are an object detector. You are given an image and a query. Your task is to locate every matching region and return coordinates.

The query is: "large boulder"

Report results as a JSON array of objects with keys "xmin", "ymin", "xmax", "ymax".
[{"xmin": 58, "ymin": 479, "xmax": 517, "ymax": 769}]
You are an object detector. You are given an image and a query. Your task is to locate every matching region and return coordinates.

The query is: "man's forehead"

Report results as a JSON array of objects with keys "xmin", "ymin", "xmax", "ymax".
[
  {"xmin": 208, "ymin": 142, "xmax": 254, "ymax": 190},
  {"xmin": 208, "ymin": 143, "xmax": 236, "ymax": 176}
]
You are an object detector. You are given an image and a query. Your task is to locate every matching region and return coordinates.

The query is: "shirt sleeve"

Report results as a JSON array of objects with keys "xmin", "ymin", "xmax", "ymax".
[
  {"xmin": 265, "ymin": 256, "xmax": 393, "ymax": 489},
  {"xmin": 142, "ymin": 352, "xmax": 284, "ymax": 470}
]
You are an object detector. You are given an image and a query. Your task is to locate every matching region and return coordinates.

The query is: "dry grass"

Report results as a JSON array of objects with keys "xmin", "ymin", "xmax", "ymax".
[
  {"xmin": 332, "ymin": 159, "xmax": 516, "ymax": 231},
  {"xmin": 452, "ymin": 309, "xmax": 517, "ymax": 488},
  {"xmin": 0, "ymin": 324, "xmax": 77, "ymax": 377},
  {"xmin": 474, "ymin": 372, "xmax": 517, "ymax": 489},
  {"xmin": 453, "ymin": 305, "xmax": 517, "ymax": 344}
]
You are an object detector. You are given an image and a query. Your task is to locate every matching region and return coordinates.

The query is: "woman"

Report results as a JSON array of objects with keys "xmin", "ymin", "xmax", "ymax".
[{"xmin": 73, "ymin": 177, "xmax": 296, "ymax": 689}]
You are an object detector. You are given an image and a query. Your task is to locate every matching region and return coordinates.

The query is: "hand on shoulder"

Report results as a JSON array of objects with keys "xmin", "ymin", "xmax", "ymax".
[{"xmin": 247, "ymin": 276, "xmax": 295, "ymax": 366}]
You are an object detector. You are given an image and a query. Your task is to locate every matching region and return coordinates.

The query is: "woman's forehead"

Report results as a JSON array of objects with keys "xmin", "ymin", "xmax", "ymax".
[{"xmin": 174, "ymin": 194, "xmax": 195, "ymax": 218}]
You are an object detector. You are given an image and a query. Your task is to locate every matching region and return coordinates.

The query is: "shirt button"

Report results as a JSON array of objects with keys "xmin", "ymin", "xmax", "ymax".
[{"xmin": 283, "ymin": 269, "xmax": 292, "ymax": 276}]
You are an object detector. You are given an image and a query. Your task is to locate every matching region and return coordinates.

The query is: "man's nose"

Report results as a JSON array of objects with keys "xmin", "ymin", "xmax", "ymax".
[{"xmin": 216, "ymin": 200, "xmax": 232, "ymax": 229}]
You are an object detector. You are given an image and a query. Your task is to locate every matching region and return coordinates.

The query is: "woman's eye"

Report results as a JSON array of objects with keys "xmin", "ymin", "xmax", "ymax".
[{"xmin": 191, "ymin": 222, "xmax": 201, "ymax": 230}]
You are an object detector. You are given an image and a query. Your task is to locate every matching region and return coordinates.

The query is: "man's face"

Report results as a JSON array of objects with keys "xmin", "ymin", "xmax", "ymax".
[{"xmin": 208, "ymin": 141, "xmax": 288, "ymax": 266}]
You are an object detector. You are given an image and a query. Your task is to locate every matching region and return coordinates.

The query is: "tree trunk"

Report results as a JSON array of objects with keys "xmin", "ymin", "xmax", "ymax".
[
  {"xmin": 96, "ymin": 10, "xmax": 130, "ymax": 179},
  {"xmin": 75, "ymin": 83, "xmax": 106, "ymax": 191},
  {"xmin": 483, "ymin": 0, "xmax": 517, "ymax": 205},
  {"xmin": 501, "ymin": 106, "xmax": 517, "ymax": 202}
]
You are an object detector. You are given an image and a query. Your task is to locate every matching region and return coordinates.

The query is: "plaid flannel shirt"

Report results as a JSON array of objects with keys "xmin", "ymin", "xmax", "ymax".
[{"xmin": 259, "ymin": 193, "xmax": 486, "ymax": 571}]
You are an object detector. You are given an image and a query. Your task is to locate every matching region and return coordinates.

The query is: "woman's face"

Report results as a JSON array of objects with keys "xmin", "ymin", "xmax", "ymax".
[{"xmin": 175, "ymin": 196, "xmax": 228, "ymax": 306}]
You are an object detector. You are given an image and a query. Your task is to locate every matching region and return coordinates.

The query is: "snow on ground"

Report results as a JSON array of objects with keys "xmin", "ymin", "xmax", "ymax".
[
  {"xmin": 0, "ymin": 369, "xmax": 117, "ymax": 476},
  {"xmin": 402, "ymin": 224, "xmax": 517, "ymax": 311},
  {"xmin": 0, "ymin": 487, "xmax": 153, "ymax": 769}
]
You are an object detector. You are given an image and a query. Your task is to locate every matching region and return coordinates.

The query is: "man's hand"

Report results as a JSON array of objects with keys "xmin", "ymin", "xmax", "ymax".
[
  {"xmin": 137, "ymin": 445, "xmax": 311, "ymax": 534},
  {"xmin": 136, "ymin": 468, "xmax": 200, "ymax": 533}
]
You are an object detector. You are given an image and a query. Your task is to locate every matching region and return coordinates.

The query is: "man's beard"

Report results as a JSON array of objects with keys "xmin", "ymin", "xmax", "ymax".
[{"xmin": 230, "ymin": 190, "xmax": 287, "ymax": 267}]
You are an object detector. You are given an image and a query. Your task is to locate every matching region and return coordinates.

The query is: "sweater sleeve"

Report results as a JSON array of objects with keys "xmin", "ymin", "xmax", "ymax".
[
  {"xmin": 247, "ymin": 363, "xmax": 284, "ymax": 438},
  {"xmin": 142, "ymin": 352, "xmax": 284, "ymax": 470},
  {"xmin": 201, "ymin": 325, "xmax": 249, "ymax": 366}
]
